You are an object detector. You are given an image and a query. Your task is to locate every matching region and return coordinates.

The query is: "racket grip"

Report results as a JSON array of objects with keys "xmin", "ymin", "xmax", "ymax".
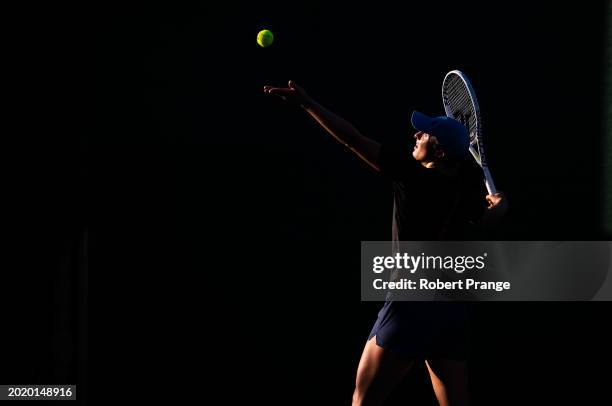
[{"xmin": 483, "ymin": 166, "xmax": 497, "ymax": 195}]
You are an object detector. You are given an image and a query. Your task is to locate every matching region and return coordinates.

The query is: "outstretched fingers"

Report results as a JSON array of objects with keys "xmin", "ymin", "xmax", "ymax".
[
  {"xmin": 264, "ymin": 81, "xmax": 309, "ymax": 105},
  {"xmin": 268, "ymin": 87, "xmax": 294, "ymax": 96},
  {"xmin": 263, "ymin": 85, "xmax": 292, "ymax": 95}
]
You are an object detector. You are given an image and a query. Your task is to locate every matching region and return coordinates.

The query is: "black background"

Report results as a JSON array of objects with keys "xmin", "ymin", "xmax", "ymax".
[
  {"xmin": 13, "ymin": 0, "xmax": 604, "ymax": 403},
  {"xmin": 0, "ymin": 1, "xmax": 86, "ymax": 401}
]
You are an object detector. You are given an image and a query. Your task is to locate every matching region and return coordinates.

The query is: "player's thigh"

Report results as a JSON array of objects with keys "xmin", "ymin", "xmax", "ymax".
[
  {"xmin": 425, "ymin": 359, "xmax": 470, "ymax": 406},
  {"xmin": 353, "ymin": 336, "xmax": 415, "ymax": 406}
]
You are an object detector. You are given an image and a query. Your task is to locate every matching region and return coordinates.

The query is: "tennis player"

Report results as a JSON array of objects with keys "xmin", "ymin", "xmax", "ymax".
[{"xmin": 264, "ymin": 80, "xmax": 507, "ymax": 406}]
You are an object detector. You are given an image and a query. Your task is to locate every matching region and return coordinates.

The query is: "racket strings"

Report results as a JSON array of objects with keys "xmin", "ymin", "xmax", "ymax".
[{"xmin": 443, "ymin": 76, "xmax": 479, "ymax": 143}]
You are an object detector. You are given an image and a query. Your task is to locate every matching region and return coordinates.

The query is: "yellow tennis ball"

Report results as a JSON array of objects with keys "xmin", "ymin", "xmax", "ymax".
[{"xmin": 257, "ymin": 29, "xmax": 274, "ymax": 48}]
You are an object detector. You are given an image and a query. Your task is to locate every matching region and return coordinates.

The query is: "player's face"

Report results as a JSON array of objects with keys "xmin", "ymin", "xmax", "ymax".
[{"xmin": 412, "ymin": 131, "xmax": 433, "ymax": 161}]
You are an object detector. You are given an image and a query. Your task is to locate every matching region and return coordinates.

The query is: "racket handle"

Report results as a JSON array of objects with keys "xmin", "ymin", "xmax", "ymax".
[{"xmin": 482, "ymin": 166, "xmax": 497, "ymax": 195}]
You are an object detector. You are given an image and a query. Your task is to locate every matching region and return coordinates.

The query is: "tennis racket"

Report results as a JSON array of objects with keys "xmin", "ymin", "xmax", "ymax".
[{"xmin": 442, "ymin": 70, "xmax": 497, "ymax": 195}]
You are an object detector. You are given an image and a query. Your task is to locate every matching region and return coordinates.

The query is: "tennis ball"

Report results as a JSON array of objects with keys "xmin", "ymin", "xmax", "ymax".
[{"xmin": 257, "ymin": 29, "xmax": 274, "ymax": 48}]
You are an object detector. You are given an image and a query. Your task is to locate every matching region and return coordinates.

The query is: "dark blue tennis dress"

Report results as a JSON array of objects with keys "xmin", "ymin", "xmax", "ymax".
[{"xmin": 368, "ymin": 141, "xmax": 487, "ymax": 359}]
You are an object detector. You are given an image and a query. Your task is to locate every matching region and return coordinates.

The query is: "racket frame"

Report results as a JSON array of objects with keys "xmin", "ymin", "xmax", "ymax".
[{"xmin": 442, "ymin": 70, "xmax": 497, "ymax": 195}]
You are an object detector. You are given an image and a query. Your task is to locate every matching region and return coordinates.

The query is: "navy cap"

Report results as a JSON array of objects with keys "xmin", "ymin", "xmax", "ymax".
[{"xmin": 411, "ymin": 111, "xmax": 469, "ymax": 159}]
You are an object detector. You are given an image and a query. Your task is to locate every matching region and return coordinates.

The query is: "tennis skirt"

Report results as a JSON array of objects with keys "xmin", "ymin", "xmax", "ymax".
[{"xmin": 368, "ymin": 300, "xmax": 470, "ymax": 360}]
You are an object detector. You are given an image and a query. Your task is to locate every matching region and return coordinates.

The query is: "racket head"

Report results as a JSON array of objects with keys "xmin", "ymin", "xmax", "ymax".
[
  {"xmin": 441, "ymin": 70, "xmax": 483, "ymax": 164},
  {"xmin": 442, "ymin": 70, "xmax": 497, "ymax": 194}
]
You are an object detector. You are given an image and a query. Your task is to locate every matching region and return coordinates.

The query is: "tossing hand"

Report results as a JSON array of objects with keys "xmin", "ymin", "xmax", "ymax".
[{"xmin": 263, "ymin": 80, "xmax": 313, "ymax": 108}]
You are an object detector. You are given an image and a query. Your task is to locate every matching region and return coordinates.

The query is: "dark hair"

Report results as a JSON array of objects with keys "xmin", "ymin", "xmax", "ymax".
[{"xmin": 428, "ymin": 135, "xmax": 466, "ymax": 168}]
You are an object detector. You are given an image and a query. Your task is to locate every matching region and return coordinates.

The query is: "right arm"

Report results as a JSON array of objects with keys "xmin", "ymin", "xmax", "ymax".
[{"xmin": 264, "ymin": 81, "xmax": 381, "ymax": 171}]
